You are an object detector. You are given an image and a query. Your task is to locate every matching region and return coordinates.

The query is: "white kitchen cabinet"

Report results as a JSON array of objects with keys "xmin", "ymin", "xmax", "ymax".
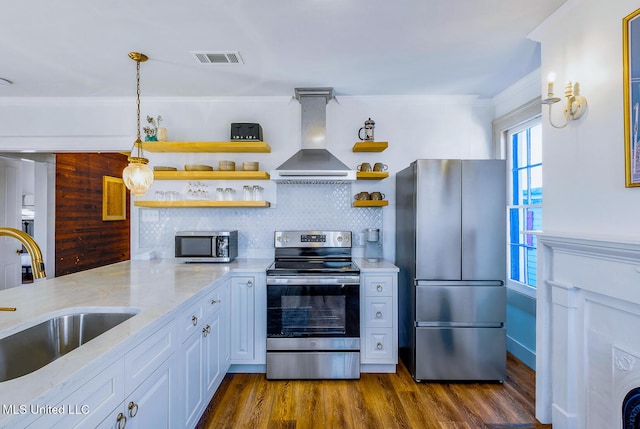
[
  {"xmin": 98, "ymin": 354, "xmax": 177, "ymax": 429},
  {"xmin": 229, "ymin": 273, "xmax": 266, "ymax": 366},
  {"xmin": 32, "ymin": 320, "xmax": 178, "ymax": 429},
  {"xmin": 360, "ymin": 273, "xmax": 398, "ymax": 371},
  {"xmin": 179, "ymin": 282, "xmax": 226, "ymax": 429},
  {"xmin": 31, "ymin": 359, "xmax": 125, "ymax": 429}
]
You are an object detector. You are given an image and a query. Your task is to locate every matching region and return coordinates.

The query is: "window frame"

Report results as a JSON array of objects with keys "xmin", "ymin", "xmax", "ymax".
[
  {"xmin": 506, "ymin": 117, "xmax": 542, "ymax": 297},
  {"xmin": 492, "ymin": 97, "xmax": 541, "ymax": 299}
]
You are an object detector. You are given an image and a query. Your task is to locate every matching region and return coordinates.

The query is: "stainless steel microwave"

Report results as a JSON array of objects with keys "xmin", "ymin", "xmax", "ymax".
[{"xmin": 175, "ymin": 231, "xmax": 238, "ymax": 263}]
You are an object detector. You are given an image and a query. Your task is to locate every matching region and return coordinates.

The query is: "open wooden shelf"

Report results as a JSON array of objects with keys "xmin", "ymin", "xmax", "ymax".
[
  {"xmin": 356, "ymin": 171, "xmax": 389, "ymax": 180},
  {"xmin": 134, "ymin": 200, "xmax": 271, "ymax": 208},
  {"xmin": 153, "ymin": 170, "xmax": 270, "ymax": 181},
  {"xmin": 142, "ymin": 141, "xmax": 271, "ymax": 153},
  {"xmin": 352, "ymin": 200, "xmax": 389, "ymax": 207},
  {"xmin": 352, "ymin": 141, "xmax": 388, "ymax": 152}
]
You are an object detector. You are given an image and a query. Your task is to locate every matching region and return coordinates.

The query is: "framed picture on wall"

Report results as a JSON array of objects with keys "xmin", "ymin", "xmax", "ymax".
[
  {"xmin": 102, "ymin": 176, "xmax": 126, "ymax": 221},
  {"xmin": 623, "ymin": 7, "xmax": 640, "ymax": 187}
]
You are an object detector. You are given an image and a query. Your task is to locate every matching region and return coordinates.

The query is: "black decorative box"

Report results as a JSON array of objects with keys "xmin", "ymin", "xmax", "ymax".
[{"xmin": 230, "ymin": 123, "xmax": 263, "ymax": 141}]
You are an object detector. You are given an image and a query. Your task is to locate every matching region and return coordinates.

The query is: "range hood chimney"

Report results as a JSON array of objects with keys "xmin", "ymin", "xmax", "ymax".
[{"xmin": 270, "ymin": 88, "xmax": 356, "ymax": 183}]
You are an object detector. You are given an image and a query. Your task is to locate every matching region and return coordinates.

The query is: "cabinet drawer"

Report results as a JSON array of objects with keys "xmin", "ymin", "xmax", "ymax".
[
  {"xmin": 364, "ymin": 276, "xmax": 394, "ymax": 296},
  {"xmin": 203, "ymin": 285, "xmax": 224, "ymax": 319},
  {"xmin": 125, "ymin": 320, "xmax": 177, "ymax": 395},
  {"xmin": 364, "ymin": 296, "xmax": 393, "ymax": 328},
  {"xmin": 363, "ymin": 328, "xmax": 394, "ymax": 362},
  {"xmin": 179, "ymin": 299, "xmax": 204, "ymax": 342}
]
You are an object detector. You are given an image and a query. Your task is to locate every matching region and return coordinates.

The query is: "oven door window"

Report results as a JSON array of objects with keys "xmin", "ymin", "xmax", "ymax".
[{"xmin": 267, "ymin": 284, "xmax": 359, "ymax": 338}]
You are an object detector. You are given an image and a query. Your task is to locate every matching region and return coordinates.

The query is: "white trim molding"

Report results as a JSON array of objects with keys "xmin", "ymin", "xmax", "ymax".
[{"xmin": 537, "ymin": 233, "xmax": 640, "ymax": 428}]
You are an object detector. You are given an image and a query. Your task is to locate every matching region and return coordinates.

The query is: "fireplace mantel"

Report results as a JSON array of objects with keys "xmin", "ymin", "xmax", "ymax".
[{"xmin": 537, "ymin": 233, "xmax": 640, "ymax": 428}]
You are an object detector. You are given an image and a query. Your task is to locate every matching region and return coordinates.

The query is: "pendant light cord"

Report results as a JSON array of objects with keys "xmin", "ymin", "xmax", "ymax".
[{"xmin": 135, "ymin": 58, "xmax": 142, "ymax": 157}]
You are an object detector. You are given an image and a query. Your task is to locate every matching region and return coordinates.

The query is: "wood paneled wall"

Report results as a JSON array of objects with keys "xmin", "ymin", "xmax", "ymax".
[{"xmin": 55, "ymin": 153, "xmax": 130, "ymax": 277}]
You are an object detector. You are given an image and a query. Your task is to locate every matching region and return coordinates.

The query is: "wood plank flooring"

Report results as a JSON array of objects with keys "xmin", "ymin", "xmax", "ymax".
[{"xmin": 197, "ymin": 353, "xmax": 551, "ymax": 429}]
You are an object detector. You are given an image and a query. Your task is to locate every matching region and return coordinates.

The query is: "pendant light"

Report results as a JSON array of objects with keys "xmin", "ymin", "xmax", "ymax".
[{"xmin": 122, "ymin": 52, "xmax": 153, "ymax": 197}]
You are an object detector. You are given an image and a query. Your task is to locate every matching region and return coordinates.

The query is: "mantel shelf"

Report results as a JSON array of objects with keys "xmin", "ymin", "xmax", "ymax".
[
  {"xmin": 141, "ymin": 141, "xmax": 271, "ymax": 153},
  {"xmin": 352, "ymin": 200, "xmax": 389, "ymax": 207},
  {"xmin": 352, "ymin": 141, "xmax": 388, "ymax": 152},
  {"xmin": 153, "ymin": 170, "xmax": 270, "ymax": 181},
  {"xmin": 356, "ymin": 172, "xmax": 389, "ymax": 180},
  {"xmin": 134, "ymin": 200, "xmax": 271, "ymax": 208}
]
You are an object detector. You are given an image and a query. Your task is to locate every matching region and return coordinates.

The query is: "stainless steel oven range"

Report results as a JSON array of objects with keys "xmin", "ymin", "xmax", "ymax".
[{"xmin": 266, "ymin": 230, "xmax": 360, "ymax": 380}]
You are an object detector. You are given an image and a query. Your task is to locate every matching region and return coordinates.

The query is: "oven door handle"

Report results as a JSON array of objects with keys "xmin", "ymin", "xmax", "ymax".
[{"xmin": 267, "ymin": 276, "xmax": 360, "ymax": 285}]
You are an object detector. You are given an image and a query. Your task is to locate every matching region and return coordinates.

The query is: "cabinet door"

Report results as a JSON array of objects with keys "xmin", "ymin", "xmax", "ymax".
[
  {"xmin": 203, "ymin": 313, "xmax": 222, "ymax": 398},
  {"xmin": 182, "ymin": 329, "xmax": 204, "ymax": 429},
  {"xmin": 230, "ymin": 276, "xmax": 255, "ymax": 362},
  {"xmin": 98, "ymin": 355, "xmax": 177, "ymax": 429},
  {"xmin": 126, "ymin": 354, "xmax": 177, "ymax": 429}
]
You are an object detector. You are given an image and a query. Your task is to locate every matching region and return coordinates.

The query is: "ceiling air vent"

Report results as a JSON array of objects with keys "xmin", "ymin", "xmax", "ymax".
[{"xmin": 191, "ymin": 51, "xmax": 243, "ymax": 65}]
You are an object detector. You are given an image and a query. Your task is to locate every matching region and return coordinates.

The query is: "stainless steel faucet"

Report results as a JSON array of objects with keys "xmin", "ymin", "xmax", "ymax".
[{"xmin": 0, "ymin": 227, "xmax": 46, "ymax": 280}]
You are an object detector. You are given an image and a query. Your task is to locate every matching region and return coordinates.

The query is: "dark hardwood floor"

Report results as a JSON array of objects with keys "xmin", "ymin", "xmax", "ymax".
[{"xmin": 198, "ymin": 353, "xmax": 551, "ymax": 429}]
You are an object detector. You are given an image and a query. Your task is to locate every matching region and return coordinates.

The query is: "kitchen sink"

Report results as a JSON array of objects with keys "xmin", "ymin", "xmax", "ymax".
[{"xmin": 0, "ymin": 310, "xmax": 138, "ymax": 382}]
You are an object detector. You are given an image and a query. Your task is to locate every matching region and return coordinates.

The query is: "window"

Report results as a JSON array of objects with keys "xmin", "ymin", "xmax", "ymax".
[{"xmin": 507, "ymin": 118, "xmax": 542, "ymax": 290}]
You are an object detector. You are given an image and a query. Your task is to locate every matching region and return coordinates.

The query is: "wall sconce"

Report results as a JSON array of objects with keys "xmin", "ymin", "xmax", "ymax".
[{"xmin": 541, "ymin": 72, "xmax": 587, "ymax": 129}]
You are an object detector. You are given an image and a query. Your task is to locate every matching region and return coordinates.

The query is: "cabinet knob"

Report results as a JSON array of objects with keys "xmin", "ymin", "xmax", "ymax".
[
  {"xmin": 128, "ymin": 401, "xmax": 139, "ymax": 418},
  {"xmin": 116, "ymin": 412, "xmax": 127, "ymax": 429},
  {"xmin": 192, "ymin": 315, "xmax": 198, "ymax": 326},
  {"xmin": 376, "ymin": 311, "xmax": 383, "ymax": 319},
  {"xmin": 247, "ymin": 280, "xmax": 253, "ymax": 288},
  {"xmin": 376, "ymin": 284, "xmax": 383, "ymax": 292},
  {"xmin": 377, "ymin": 342, "xmax": 384, "ymax": 350},
  {"xmin": 203, "ymin": 324, "xmax": 211, "ymax": 336}
]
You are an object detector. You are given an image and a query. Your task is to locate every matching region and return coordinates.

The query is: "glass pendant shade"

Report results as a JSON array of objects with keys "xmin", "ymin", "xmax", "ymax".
[{"xmin": 123, "ymin": 155, "xmax": 153, "ymax": 197}]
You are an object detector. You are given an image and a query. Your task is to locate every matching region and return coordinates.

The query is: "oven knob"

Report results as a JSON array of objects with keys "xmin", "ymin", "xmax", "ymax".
[
  {"xmin": 337, "ymin": 235, "xmax": 343, "ymax": 242},
  {"xmin": 310, "ymin": 340, "xmax": 317, "ymax": 348}
]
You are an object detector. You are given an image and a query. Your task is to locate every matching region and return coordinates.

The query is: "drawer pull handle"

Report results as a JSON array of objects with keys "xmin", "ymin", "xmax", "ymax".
[
  {"xmin": 376, "ymin": 284, "xmax": 383, "ymax": 292},
  {"xmin": 247, "ymin": 280, "xmax": 253, "ymax": 288},
  {"xmin": 128, "ymin": 401, "xmax": 139, "ymax": 418},
  {"xmin": 211, "ymin": 299, "xmax": 221, "ymax": 305},
  {"xmin": 376, "ymin": 342, "xmax": 384, "ymax": 350},
  {"xmin": 376, "ymin": 311, "xmax": 383, "ymax": 319},
  {"xmin": 192, "ymin": 315, "xmax": 198, "ymax": 326},
  {"xmin": 203, "ymin": 324, "xmax": 211, "ymax": 336},
  {"xmin": 116, "ymin": 412, "xmax": 127, "ymax": 429}
]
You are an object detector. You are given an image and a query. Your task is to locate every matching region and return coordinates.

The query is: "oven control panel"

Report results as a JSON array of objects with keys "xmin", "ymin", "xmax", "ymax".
[{"xmin": 274, "ymin": 230, "xmax": 351, "ymax": 248}]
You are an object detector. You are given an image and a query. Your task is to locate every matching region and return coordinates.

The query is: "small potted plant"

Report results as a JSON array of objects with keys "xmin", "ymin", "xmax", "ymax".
[{"xmin": 144, "ymin": 115, "xmax": 164, "ymax": 141}]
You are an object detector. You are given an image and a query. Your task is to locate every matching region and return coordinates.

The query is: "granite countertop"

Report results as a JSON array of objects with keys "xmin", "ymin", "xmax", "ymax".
[{"xmin": 0, "ymin": 258, "xmax": 271, "ymax": 417}]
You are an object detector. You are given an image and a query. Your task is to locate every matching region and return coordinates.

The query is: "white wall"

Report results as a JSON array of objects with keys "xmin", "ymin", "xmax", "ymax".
[
  {"xmin": 531, "ymin": 0, "xmax": 640, "ymax": 241},
  {"xmin": 0, "ymin": 94, "xmax": 495, "ymax": 261}
]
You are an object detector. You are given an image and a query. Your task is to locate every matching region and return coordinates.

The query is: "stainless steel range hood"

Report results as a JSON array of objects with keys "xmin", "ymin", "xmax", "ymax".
[{"xmin": 271, "ymin": 88, "xmax": 356, "ymax": 183}]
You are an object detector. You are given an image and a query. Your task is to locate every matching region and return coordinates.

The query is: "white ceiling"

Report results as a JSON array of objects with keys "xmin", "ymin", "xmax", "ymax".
[{"xmin": 0, "ymin": 0, "xmax": 565, "ymax": 99}]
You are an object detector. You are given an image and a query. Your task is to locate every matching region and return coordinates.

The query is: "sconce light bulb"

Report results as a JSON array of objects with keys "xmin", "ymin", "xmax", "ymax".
[{"xmin": 547, "ymin": 72, "xmax": 556, "ymax": 83}]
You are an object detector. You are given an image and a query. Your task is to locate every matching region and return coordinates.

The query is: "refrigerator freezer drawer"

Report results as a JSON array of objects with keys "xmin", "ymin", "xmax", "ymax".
[
  {"xmin": 414, "ymin": 327, "xmax": 506, "ymax": 381},
  {"xmin": 415, "ymin": 282, "xmax": 505, "ymax": 324}
]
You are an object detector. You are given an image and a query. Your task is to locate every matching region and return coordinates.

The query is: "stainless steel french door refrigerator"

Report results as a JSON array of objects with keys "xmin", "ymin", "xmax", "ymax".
[{"xmin": 396, "ymin": 159, "xmax": 506, "ymax": 382}]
